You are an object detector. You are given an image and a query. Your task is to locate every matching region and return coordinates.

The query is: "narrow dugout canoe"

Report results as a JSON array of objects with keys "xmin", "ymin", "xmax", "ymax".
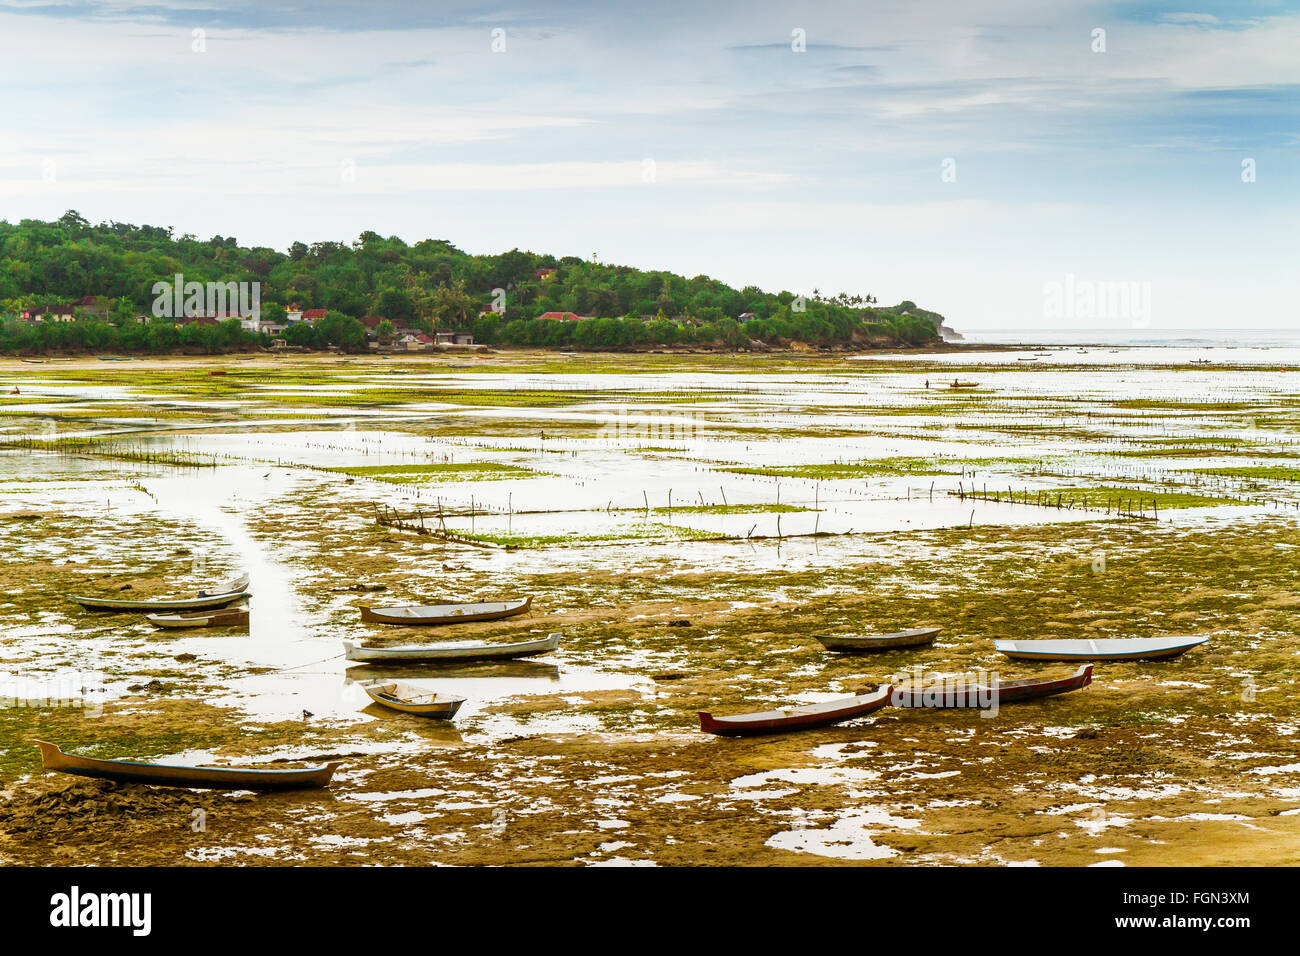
[
  {"xmin": 360, "ymin": 596, "xmax": 531, "ymax": 626},
  {"xmin": 698, "ymin": 685, "xmax": 893, "ymax": 738},
  {"xmin": 145, "ymin": 606, "xmax": 250, "ymax": 629},
  {"xmin": 892, "ymin": 664, "xmax": 1093, "ymax": 708},
  {"xmin": 346, "ymin": 660, "xmax": 561, "ymax": 682},
  {"xmin": 815, "ymin": 627, "xmax": 940, "ymax": 652},
  {"xmin": 69, "ymin": 573, "xmax": 250, "ymax": 613},
  {"xmin": 360, "ymin": 680, "xmax": 465, "ymax": 718},
  {"xmin": 343, "ymin": 632, "xmax": 560, "ymax": 663},
  {"xmin": 995, "ymin": 636, "xmax": 1208, "ymax": 662},
  {"xmin": 33, "ymin": 740, "xmax": 340, "ymax": 791}
]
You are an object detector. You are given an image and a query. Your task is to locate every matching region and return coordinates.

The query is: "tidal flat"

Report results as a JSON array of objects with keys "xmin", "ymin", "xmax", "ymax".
[{"xmin": 0, "ymin": 347, "xmax": 1298, "ymax": 866}]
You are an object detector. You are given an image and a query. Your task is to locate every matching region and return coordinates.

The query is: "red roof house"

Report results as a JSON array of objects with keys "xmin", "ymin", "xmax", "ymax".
[
  {"xmin": 302, "ymin": 308, "xmax": 328, "ymax": 321},
  {"xmin": 538, "ymin": 311, "xmax": 588, "ymax": 322}
]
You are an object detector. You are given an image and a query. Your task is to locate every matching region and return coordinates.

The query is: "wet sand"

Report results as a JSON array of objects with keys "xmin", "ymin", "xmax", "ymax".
[{"xmin": 1, "ymin": 350, "xmax": 1298, "ymax": 865}]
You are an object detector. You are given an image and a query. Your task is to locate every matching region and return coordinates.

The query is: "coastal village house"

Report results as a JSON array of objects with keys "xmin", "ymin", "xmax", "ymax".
[
  {"xmin": 398, "ymin": 332, "xmax": 435, "ymax": 350},
  {"xmin": 73, "ymin": 295, "xmax": 110, "ymax": 317},
  {"xmin": 432, "ymin": 330, "xmax": 474, "ymax": 345},
  {"xmin": 390, "ymin": 330, "xmax": 473, "ymax": 350},
  {"xmin": 240, "ymin": 315, "xmax": 286, "ymax": 335},
  {"xmin": 20, "ymin": 303, "xmax": 76, "ymax": 322}
]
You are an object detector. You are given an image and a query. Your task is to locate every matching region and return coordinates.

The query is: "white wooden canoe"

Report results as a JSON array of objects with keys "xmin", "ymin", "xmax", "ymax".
[
  {"xmin": 994, "ymin": 636, "xmax": 1208, "ymax": 662},
  {"xmin": 145, "ymin": 606, "xmax": 249, "ymax": 629},
  {"xmin": 343, "ymin": 632, "xmax": 561, "ymax": 663},
  {"xmin": 815, "ymin": 627, "xmax": 940, "ymax": 652},
  {"xmin": 69, "ymin": 573, "xmax": 250, "ymax": 613},
  {"xmin": 360, "ymin": 680, "xmax": 465, "ymax": 718},
  {"xmin": 34, "ymin": 739, "xmax": 339, "ymax": 790},
  {"xmin": 360, "ymin": 596, "xmax": 531, "ymax": 625}
]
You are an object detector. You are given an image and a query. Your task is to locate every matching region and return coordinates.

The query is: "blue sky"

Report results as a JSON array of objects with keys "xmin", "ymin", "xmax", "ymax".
[{"xmin": 0, "ymin": 0, "xmax": 1296, "ymax": 331}]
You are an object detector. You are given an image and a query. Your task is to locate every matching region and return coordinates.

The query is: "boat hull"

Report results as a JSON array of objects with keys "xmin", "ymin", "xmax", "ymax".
[
  {"xmin": 360, "ymin": 596, "xmax": 531, "ymax": 626},
  {"xmin": 146, "ymin": 608, "xmax": 249, "ymax": 629},
  {"xmin": 34, "ymin": 740, "xmax": 339, "ymax": 791},
  {"xmin": 74, "ymin": 592, "xmax": 249, "ymax": 613},
  {"xmin": 815, "ymin": 627, "xmax": 940, "ymax": 652},
  {"xmin": 70, "ymin": 573, "xmax": 250, "ymax": 613},
  {"xmin": 698, "ymin": 686, "xmax": 893, "ymax": 737},
  {"xmin": 361, "ymin": 682, "xmax": 465, "ymax": 718},
  {"xmin": 995, "ymin": 637, "xmax": 1207, "ymax": 662},
  {"xmin": 343, "ymin": 632, "xmax": 560, "ymax": 663},
  {"xmin": 893, "ymin": 664, "xmax": 1093, "ymax": 708}
]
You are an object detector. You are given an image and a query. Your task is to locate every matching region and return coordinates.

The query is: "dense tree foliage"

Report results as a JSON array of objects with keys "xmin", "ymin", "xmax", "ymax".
[{"xmin": 0, "ymin": 212, "xmax": 944, "ymax": 353}]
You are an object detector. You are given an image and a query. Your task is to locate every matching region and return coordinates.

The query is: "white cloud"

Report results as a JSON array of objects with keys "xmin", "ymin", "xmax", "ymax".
[{"xmin": 0, "ymin": 159, "xmax": 788, "ymax": 196}]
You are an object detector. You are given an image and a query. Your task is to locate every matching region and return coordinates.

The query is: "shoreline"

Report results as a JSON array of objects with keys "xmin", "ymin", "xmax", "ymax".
[{"xmin": 0, "ymin": 339, "xmax": 1242, "ymax": 364}]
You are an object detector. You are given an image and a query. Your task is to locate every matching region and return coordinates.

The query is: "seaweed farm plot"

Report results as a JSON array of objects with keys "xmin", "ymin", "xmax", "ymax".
[{"xmin": 0, "ymin": 351, "xmax": 1298, "ymax": 867}]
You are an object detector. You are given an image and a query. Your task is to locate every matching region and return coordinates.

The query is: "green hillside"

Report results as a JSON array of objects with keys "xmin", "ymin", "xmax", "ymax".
[{"xmin": 0, "ymin": 211, "xmax": 945, "ymax": 353}]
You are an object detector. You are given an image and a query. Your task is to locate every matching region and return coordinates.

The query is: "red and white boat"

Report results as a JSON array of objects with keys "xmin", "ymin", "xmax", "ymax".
[
  {"xmin": 698, "ymin": 685, "xmax": 893, "ymax": 737},
  {"xmin": 892, "ymin": 664, "xmax": 1093, "ymax": 708}
]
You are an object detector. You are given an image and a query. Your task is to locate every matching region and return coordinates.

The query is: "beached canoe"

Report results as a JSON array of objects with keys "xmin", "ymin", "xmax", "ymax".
[
  {"xmin": 360, "ymin": 680, "xmax": 465, "ymax": 718},
  {"xmin": 893, "ymin": 664, "xmax": 1093, "ymax": 708},
  {"xmin": 69, "ymin": 573, "xmax": 249, "ymax": 613},
  {"xmin": 698, "ymin": 685, "xmax": 893, "ymax": 737},
  {"xmin": 343, "ymin": 632, "xmax": 560, "ymax": 663},
  {"xmin": 360, "ymin": 596, "xmax": 532, "ymax": 625},
  {"xmin": 347, "ymin": 659, "xmax": 561, "ymax": 682},
  {"xmin": 815, "ymin": 627, "xmax": 940, "ymax": 653},
  {"xmin": 949, "ymin": 381, "xmax": 979, "ymax": 388},
  {"xmin": 145, "ymin": 606, "xmax": 249, "ymax": 630},
  {"xmin": 995, "ymin": 636, "xmax": 1208, "ymax": 662},
  {"xmin": 33, "ymin": 740, "xmax": 340, "ymax": 791}
]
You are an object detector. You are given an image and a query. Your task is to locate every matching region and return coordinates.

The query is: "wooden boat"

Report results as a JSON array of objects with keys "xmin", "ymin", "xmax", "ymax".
[
  {"xmin": 948, "ymin": 380, "xmax": 979, "ymax": 389},
  {"xmin": 144, "ymin": 606, "xmax": 249, "ymax": 629},
  {"xmin": 346, "ymin": 660, "xmax": 561, "ymax": 682},
  {"xmin": 360, "ymin": 680, "xmax": 465, "ymax": 718},
  {"xmin": 698, "ymin": 685, "xmax": 893, "ymax": 737},
  {"xmin": 69, "ymin": 573, "xmax": 249, "ymax": 613},
  {"xmin": 360, "ymin": 596, "xmax": 531, "ymax": 625},
  {"xmin": 33, "ymin": 740, "xmax": 340, "ymax": 791},
  {"xmin": 815, "ymin": 627, "xmax": 940, "ymax": 653},
  {"xmin": 994, "ymin": 636, "xmax": 1208, "ymax": 662},
  {"xmin": 893, "ymin": 664, "xmax": 1092, "ymax": 708},
  {"xmin": 343, "ymin": 632, "xmax": 560, "ymax": 663}
]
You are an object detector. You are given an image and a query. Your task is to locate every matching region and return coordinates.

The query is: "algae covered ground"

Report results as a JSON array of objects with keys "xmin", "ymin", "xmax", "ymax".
[{"xmin": 0, "ymin": 347, "xmax": 1297, "ymax": 866}]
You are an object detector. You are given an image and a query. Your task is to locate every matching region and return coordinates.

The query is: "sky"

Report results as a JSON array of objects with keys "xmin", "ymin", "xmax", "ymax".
[{"xmin": 0, "ymin": 0, "xmax": 1296, "ymax": 333}]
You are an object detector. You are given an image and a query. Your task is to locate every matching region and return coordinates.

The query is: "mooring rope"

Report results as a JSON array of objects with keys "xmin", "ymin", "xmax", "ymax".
[{"xmin": 270, "ymin": 651, "xmax": 346, "ymax": 672}]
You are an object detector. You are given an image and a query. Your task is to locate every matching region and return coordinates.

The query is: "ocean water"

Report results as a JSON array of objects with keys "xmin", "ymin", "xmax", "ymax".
[{"xmin": 957, "ymin": 328, "xmax": 1300, "ymax": 348}]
